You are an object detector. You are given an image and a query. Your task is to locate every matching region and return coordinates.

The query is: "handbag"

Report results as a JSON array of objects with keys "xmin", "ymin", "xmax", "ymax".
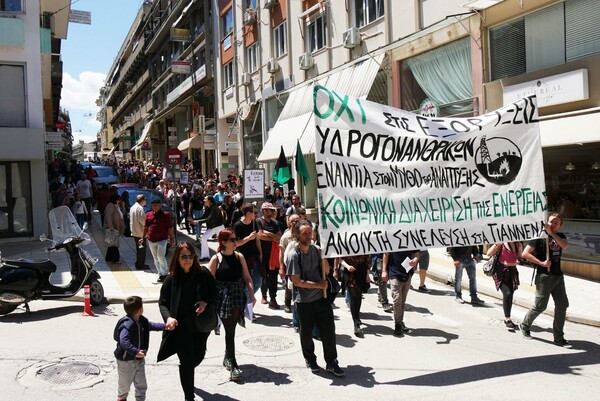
[
  {"xmin": 104, "ymin": 228, "xmax": 120, "ymax": 247},
  {"xmin": 189, "ymin": 302, "xmax": 217, "ymax": 333},
  {"xmin": 483, "ymin": 253, "xmax": 500, "ymax": 277}
]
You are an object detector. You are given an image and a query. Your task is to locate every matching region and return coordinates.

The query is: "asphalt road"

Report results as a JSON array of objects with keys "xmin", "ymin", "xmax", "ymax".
[{"xmin": 1, "ymin": 276, "xmax": 599, "ymax": 401}]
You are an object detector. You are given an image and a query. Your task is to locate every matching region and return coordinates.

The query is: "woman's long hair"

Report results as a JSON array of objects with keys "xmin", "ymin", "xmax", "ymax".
[{"xmin": 169, "ymin": 242, "xmax": 203, "ymax": 276}]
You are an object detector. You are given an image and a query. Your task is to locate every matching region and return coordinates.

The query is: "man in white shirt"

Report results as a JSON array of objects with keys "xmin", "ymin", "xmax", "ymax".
[
  {"xmin": 76, "ymin": 173, "xmax": 93, "ymax": 221},
  {"xmin": 130, "ymin": 194, "xmax": 149, "ymax": 270}
]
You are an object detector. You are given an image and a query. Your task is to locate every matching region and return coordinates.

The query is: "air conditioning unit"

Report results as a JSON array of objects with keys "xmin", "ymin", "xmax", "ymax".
[
  {"xmin": 241, "ymin": 72, "xmax": 251, "ymax": 86},
  {"xmin": 263, "ymin": 0, "xmax": 279, "ymax": 10},
  {"xmin": 243, "ymin": 8, "xmax": 257, "ymax": 25},
  {"xmin": 266, "ymin": 58, "xmax": 279, "ymax": 73},
  {"xmin": 343, "ymin": 27, "xmax": 361, "ymax": 49},
  {"xmin": 299, "ymin": 52, "xmax": 314, "ymax": 70}
]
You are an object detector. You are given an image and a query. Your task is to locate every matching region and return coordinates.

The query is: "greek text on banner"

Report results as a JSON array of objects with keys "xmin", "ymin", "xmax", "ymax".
[{"xmin": 313, "ymin": 85, "xmax": 547, "ymax": 258}]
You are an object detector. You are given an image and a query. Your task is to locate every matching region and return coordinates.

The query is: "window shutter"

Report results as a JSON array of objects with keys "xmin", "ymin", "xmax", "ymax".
[
  {"xmin": 566, "ymin": 0, "xmax": 600, "ymax": 61},
  {"xmin": 490, "ymin": 19, "xmax": 525, "ymax": 81},
  {"xmin": 524, "ymin": 3, "xmax": 565, "ymax": 72}
]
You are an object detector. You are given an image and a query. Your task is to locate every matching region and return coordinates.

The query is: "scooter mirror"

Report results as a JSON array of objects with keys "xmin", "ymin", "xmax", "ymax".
[
  {"xmin": 82, "ymin": 222, "xmax": 89, "ymax": 231},
  {"xmin": 39, "ymin": 234, "xmax": 48, "ymax": 241}
]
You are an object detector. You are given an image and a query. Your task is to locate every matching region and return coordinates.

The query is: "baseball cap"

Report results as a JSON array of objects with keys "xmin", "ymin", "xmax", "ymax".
[
  {"xmin": 150, "ymin": 198, "xmax": 161, "ymax": 204},
  {"xmin": 261, "ymin": 202, "xmax": 277, "ymax": 210}
]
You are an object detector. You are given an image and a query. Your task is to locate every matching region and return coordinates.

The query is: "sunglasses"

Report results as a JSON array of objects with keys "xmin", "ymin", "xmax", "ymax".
[
  {"xmin": 226, "ymin": 237, "xmax": 237, "ymax": 243},
  {"xmin": 179, "ymin": 254, "xmax": 194, "ymax": 260}
]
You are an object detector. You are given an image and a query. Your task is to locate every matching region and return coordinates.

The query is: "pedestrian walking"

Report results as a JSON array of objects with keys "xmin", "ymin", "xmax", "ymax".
[
  {"xmin": 448, "ymin": 246, "xmax": 485, "ymax": 304},
  {"xmin": 336, "ymin": 254, "xmax": 371, "ymax": 338},
  {"xmin": 114, "ymin": 296, "xmax": 167, "ymax": 401},
  {"xmin": 130, "ymin": 194, "xmax": 149, "ymax": 270},
  {"xmin": 520, "ymin": 213, "xmax": 571, "ymax": 347},
  {"xmin": 208, "ymin": 229, "xmax": 256, "ymax": 381},
  {"xmin": 486, "ymin": 241, "xmax": 523, "ymax": 329},
  {"xmin": 157, "ymin": 242, "xmax": 218, "ymax": 401},
  {"xmin": 382, "ymin": 250, "xmax": 419, "ymax": 337},
  {"xmin": 104, "ymin": 193, "xmax": 125, "ymax": 264},
  {"xmin": 285, "ymin": 220, "xmax": 345, "ymax": 377},
  {"xmin": 143, "ymin": 198, "xmax": 175, "ymax": 282}
]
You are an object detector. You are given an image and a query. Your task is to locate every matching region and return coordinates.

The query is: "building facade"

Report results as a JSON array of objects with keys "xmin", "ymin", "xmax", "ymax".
[
  {"xmin": 0, "ymin": 0, "xmax": 71, "ymax": 238},
  {"xmin": 105, "ymin": 0, "xmax": 599, "ymax": 279}
]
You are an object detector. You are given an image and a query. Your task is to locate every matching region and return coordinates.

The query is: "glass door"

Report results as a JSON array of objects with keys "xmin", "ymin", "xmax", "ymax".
[{"xmin": 0, "ymin": 162, "xmax": 32, "ymax": 237}]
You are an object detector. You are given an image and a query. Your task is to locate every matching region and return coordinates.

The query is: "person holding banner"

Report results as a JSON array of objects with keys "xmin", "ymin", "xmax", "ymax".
[
  {"xmin": 486, "ymin": 242, "xmax": 523, "ymax": 330},
  {"xmin": 519, "ymin": 213, "xmax": 570, "ymax": 347},
  {"xmin": 448, "ymin": 246, "xmax": 485, "ymax": 305}
]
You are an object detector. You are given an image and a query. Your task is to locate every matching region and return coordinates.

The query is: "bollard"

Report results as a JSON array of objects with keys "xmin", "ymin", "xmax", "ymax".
[{"xmin": 82, "ymin": 285, "xmax": 95, "ymax": 316}]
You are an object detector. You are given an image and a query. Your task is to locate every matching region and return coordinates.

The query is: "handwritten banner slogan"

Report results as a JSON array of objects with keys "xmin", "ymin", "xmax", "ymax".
[{"xmin": 313, "ymin": 85, "xmax": 547, "ymax": 258}]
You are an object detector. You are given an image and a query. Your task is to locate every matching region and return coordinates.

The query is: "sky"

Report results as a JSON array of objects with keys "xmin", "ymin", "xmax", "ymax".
[{"xmin": 60, "ymin": 0, "xmax": 144, "ymax": 144}]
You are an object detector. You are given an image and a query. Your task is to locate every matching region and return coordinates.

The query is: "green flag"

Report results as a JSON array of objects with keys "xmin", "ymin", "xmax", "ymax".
[
  {"xmin": 295, "ymin": 140, "xmax": 310, "ymax": 185},
  {"xmin": 272, "ymin": 146, "xmax": 291, "ymax": 185}
]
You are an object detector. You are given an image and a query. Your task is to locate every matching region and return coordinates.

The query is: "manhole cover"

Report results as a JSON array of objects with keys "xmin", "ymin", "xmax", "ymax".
[
  {"xmin": 244, "ymin": 335, "xmax": 294, "ymax": 352},
  {"xmin": 18, "ymin": 360, "xmax": 104, "ymax": 390},
  {"xmin": 36, "ymin": 361, "xmax": 100, "ymax": 385}
]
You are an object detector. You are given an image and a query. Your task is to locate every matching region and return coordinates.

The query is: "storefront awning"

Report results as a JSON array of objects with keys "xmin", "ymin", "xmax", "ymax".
[
  {"xmin": 257, "ymin": 53, "xmax": 384, "ymax": 163},
  {"xmin": 539, "ymin": 111, "xmax": 600, "ymax": 147},
  {"xmin": 130, "ymin": 143, "xmax": 141, "ymax": 152},
  {"xmin": 135, "ymin": 119, "xmax": 154, "ymax": 146},
  {"xmin": 178, "ymin": 135, "xmax": 202, "ymax": 151}
]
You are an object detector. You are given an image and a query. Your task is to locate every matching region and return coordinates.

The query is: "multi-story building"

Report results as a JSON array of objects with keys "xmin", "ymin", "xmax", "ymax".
[
  {"xmin": 102, "ymin": 0, "xmax": 216, "ymax": 175},
  {"xmin": 479, "ymin": 0, "xmax": 600, "ymax": 279},
  {"xmin": 106, "ymin": 0, "xmax": 599, "ymax": 279},
  {"xmin": 0, "ymin": 0, "xmax": 71, "ymax": 238}
]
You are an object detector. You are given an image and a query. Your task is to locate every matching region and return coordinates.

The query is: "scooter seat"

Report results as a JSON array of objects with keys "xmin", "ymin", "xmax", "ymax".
[{"xmin": 5, "ymin": 259, "xmax": 57, "ymax": 273}]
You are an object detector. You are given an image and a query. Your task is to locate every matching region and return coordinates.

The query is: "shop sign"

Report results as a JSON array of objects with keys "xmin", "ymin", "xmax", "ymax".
[
  {"xmin": 141, "ymin": 141, "xmax": 151, "ymax": 151},
  {"xmin": 69, "ymin": 10, "xmax": 91, "ymax": 25},
  {"xmin": 153, "ymin": 139, "xmax": 166, "ymax": 145},
  {"xmin": 503, "ymin": 69, "xmax": 589, "ymax": 108},
  {"xmin": 225, "ymin": 141, "xmax": 239, "ymax": 150},
  {"xmin": 170, "ymin": 28, "xmax": 190, "ymax": 42},
  {"xmin": 171, "ymin": 61, "xmax": 191, "ymax": 74}
]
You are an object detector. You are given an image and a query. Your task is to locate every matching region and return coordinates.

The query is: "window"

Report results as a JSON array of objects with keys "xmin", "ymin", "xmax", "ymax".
[
  {"xmin": 273, "ymin": 21, "xmax": 287, "ymax": 58},
  {"xmin": 246, "ymin": 0, "xmax": 257, "ymax": 8},
  {"xmin": 223, "ymin": 61, "xmax": 234, "ymax": 88},
  {"xmin": 0, "ymin": 0, "xmax": 22, "ymax": 12},
  {"xmin": 0, "ymin": 64, "xmax": 26, "ymax": 127},
  {"xmin": 306, "ymin": 15, "xmax": 326, "ymax": 53},
  {"xmin": 490, "ymin": 0, "xmax": 600, "ymax": 81},
  {"xmin": 246, "ymin": 43, "xmax": 258, "ymax": 73},
  {"xmin": 221, "ymin": 8, "xmax": 233, "ymax": 38},
  {"xmin": 355, "ymin": 0, "xmax": 384, "ymax": 27}
]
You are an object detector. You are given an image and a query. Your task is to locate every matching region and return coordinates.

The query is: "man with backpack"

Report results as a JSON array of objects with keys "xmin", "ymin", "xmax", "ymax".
[{"xmin": 285, "ymin": 219, "xmax": 344, "ymax": 377}]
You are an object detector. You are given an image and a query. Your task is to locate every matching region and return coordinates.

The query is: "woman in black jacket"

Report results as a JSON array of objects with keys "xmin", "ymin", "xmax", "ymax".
[{"xmin": 157, "ymin": 242, "xmax": 217, "ymax": 401}]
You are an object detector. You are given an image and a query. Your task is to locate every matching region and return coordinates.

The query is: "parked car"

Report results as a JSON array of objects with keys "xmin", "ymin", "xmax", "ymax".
[
  {"xmin": 111, "ymin": 184, "xmax": 176, "ymax": 221},
  {"xmin": 91, "ymin": 166, "xmax": 120, "ymax": 185}
]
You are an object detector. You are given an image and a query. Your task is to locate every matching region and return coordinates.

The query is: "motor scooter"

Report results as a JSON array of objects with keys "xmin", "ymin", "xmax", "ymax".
[{"xmin": 0, "ymin": 206, "xmax": 104, "ymax": 315}]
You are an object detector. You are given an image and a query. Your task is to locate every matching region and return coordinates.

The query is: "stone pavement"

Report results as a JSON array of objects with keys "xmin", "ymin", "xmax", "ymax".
[{"xmin": 0, "ymin": 211, "xmax": 598, "ymax": 327}]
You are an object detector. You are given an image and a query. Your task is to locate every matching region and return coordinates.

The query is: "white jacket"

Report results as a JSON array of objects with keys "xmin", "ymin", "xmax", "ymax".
[{"xmin": 130, "ymin": 202, "xmax": 146, "ymax": 238}]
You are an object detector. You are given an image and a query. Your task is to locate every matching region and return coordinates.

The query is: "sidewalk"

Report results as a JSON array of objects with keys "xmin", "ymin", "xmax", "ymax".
[{"xmin": 1, "ymin": 215, "xmax": 598, "ymax": 327}]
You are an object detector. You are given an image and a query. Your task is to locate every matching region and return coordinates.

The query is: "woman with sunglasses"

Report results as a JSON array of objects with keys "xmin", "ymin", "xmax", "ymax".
[
  {"xmin": 157, "ymin": 242, "xmax": 217, "ymax": 401},
  {"xmin": 208, "ymin": 228, "xmax": 256, "ymax": 381}
]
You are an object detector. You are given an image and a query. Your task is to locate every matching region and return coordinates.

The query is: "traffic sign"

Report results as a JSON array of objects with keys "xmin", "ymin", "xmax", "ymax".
[{"xmin": 165, "ymin": 148, "xmax": 183, "ymax": 165}]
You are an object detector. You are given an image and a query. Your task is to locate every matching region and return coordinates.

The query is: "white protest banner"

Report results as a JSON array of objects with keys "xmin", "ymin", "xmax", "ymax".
[{"xmin": 313, "ymin": 86, "xmax": 547, "ymax": 258}]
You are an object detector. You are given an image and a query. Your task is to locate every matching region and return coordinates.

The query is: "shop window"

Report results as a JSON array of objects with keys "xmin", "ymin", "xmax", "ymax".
[
  {"xmin": 490, "ymin": 0, "xmax": 600, "ymax": 81},
  {"xmin": 354, "ymin": 0, "xmax": 384, "ymax": 27},
  {"xmin": 543, "ymin": 144, "xmax": 600, "ymax": 264},
  {"xmin": 273, "ymin": 21, "xmax": 287, "ymax": 58},
  {"xmin": 306, "ymin": 14, "xmax": 326, "ymax": 53},
  {"xmin": 0, "ymin": 64, "xmax": 26, "ymax": 127},
  {"xmin": 246, "ymin": 43, "xmax": 258, "ymax": 73},
  {"xmin": 223, "ymin": 61, "xmax": 234, "ymax": 88},
  {"xmin": 243, "ymin": 110, "xmax": 263, "ymax": 169}
]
